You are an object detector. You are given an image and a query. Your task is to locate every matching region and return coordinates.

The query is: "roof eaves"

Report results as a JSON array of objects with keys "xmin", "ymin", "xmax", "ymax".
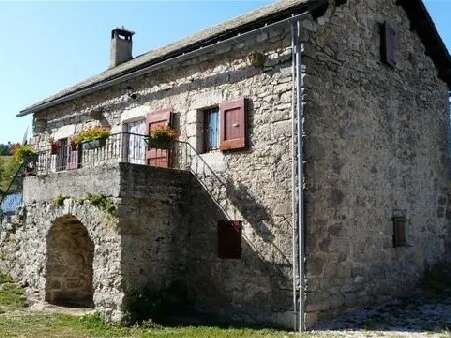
[
  {"xmin": 397, "ymin": 0, "xmax": 451, "ymax": 87},
  {"xmin": 17, "ymin": 0, "xmax": 326, "ymax": 117}
]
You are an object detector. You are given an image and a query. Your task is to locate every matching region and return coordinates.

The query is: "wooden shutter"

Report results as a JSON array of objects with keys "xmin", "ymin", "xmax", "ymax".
[
  {"xmin": 392, "ymin": 216, "xmax": 407, "ymax": 247},
  {"xmin": 146, "ymin": 109, "xmax": 172, "ymax": 168},
  {"xmin": 219, "ymin": 98, "xmax": 247, "ymax": 151},
  {"xmin": 382, "ymin": 22, "xmax": 397, "ymax": 67},
  {"xmin": 218, "ymin": 220, "xmax": 242, "ymax": 259}
]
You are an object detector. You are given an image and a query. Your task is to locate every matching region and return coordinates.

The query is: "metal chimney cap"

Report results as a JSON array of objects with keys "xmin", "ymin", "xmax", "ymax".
[{"xmin": 111, "ymin": 27, "xmax": 135, "ymax": 39}]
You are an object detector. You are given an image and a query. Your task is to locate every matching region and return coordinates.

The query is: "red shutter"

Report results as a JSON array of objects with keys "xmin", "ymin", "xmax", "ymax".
[
  {"xmin": 219, "ymin": 98, "xmax": 247, "ymax": 151},
  {"xmin": 146, "ymin": 109, "xmax": 172, "ymax": 168},
  {"xmin": 218, "ymin": 220, "xmax": 242, "ymax": 259},
  {"xmin": 382, "ymin": 22, "xmax": 397, "ymax": 67}
]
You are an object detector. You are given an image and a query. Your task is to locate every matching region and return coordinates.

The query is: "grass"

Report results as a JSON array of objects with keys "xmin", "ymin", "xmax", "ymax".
[
  {"xmin": 0, "ymin": 312, "xmax": 303, "ymax": 338},
  {"xmin": 0, "ymin": 272, "xmax": 26, "ymax": 312},
  {"xmin": 0, "ymin": 270, "xmax": 450, "ymax": 337},
  {"xmin": 0, "ymin": 271, "xmax": 313, "ymax": 338}
]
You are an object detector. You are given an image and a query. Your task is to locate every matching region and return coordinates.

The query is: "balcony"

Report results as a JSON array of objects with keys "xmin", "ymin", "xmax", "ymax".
[
  {"xmin": 30, "ymin": 132, "xmax": 228, "ymax": 213},
  {"xmin": 33, "ymin": 132, "xmax": 190, "ymax": 175}
]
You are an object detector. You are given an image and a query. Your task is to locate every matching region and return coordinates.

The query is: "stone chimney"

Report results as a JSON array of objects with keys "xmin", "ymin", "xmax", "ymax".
[{"xmin": 110, "ymin": 27, "xmax": 134, "ymax": 68}]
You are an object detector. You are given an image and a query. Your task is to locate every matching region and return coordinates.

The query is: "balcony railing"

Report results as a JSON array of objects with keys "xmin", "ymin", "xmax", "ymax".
[
  {"xmin": 32, "ymin": 132, "xmax": 185, "ymax": 175},
  {"xmin": 32, "ymin": 131, "xmax": 224, "ymax": 175},
  {"xmin": 31, "ymin": 132, "xmax": 229, "ymax": 214}
]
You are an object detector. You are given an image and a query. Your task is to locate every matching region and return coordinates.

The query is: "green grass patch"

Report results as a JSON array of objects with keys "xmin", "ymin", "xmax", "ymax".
[
  {"xmin": 0, "ymin": 273, "xmax": 303, "ymax": 337},
  {"xmin": 0, "ymin": 311, "xmax": 310, "ymax": 338},
  {"xmin": 0, "ymin": 272, "xmax": 26, "ymax": 312}
]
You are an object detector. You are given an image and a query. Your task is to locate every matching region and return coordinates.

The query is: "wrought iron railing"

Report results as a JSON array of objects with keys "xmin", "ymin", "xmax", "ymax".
[{"xmin": 33, "ymin": 132, "xmax": 152, "ymax": 175}]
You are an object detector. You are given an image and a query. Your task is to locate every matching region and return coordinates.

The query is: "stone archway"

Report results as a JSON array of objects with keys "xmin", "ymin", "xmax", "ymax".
[{"xmin": 45, "ymin": 215, "xmax": 94, "ymax": 307}]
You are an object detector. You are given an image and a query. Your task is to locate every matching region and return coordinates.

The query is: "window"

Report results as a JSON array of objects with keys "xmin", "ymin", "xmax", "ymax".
[
  {"xmin": 126, "ymin": 119, "xmax": 146, "ymax": 165},
  {"xmin": 381, "ymin": 22, "xmax": 397, "ymax": 67},
  {"xmin": 218, "ymin": 220, "xmax": 242, "ymax": 259},
  {"xmin": 203, "ymin": 107, "xmax": 219, "ymax": 152},
  {"xmin": 392, "ymin": 215, "xmax": 407, "ymax": 248},
  {"xmin": 199, "ymin": 98, "xmax": 248, "ymax": 153}
]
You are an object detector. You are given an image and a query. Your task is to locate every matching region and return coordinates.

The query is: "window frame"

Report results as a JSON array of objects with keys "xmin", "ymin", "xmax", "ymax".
[{"xmin": 202, "ymin": 106, "xmax": 220, "ymax": 153}]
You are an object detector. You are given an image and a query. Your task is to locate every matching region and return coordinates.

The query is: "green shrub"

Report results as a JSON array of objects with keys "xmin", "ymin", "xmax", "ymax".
[
  {"xmin": 12, "ymin": 145, "xmax": 37, "ymax": 163},
  {"xmin": 0, "ymin": 157, "xmax": 21, "ymax": 192},
  {"xmin": 72, "ymin": 127, "xmax": 111, "ymax": 145},
  {"xmin": 53, "ymin": 195, "xmax": 67, "ymax": 207},
  {"xmin": 83, "ymin": 193, "xmax": 116, "ymax": 215}
]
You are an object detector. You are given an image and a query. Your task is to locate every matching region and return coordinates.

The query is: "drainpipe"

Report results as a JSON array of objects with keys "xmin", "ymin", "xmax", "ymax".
[
  {"xmin": 291, "ymin": 16, "xmax": 305, "ymax": 332},
  {"xmin": 290, "ymin": 19, "xmax": 297, "ymax": 332}
]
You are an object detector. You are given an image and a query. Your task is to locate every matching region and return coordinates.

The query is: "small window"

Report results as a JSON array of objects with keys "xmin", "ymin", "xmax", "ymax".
[
  {"xmin": 218, "ymin": 220, "xmax": 242, "ymax": 259},
  {"xmin": 203, "ymin": 107, "xmax": 219, "ymax": 152},
  {"xmin": 381, "ymin": 22, "xmax": 397, "ymax": 67},
  {"xmin": 392, "ymin": 215, "xmax": 407, "ymax": 248}
]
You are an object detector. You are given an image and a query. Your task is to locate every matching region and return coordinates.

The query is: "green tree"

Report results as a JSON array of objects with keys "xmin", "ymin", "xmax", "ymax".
[
  {"xmin": 0, "ymin": 157, "xmax": 20, "ymax": 193},
  {"xmin": 0, "ymin": 144, "xmax": 11, "ymax": 156}
]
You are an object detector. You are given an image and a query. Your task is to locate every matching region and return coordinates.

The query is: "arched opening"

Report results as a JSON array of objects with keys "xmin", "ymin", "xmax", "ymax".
[{"xmin": 46, "ymin": 215, "xmax": 94, "ymax": 307}]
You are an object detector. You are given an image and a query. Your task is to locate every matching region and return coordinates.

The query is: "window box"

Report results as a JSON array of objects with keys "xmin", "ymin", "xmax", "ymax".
[
  {"xmin": 82, "ymin": 137, "xmax": 107, "ymax": 150},
  {"xmin": 145, "ymin": 126, "xmax": 176, "ymax": 149}
]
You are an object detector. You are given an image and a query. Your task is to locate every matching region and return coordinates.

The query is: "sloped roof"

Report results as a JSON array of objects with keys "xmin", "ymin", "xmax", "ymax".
[{"xmin": 17, "ymin": 0, "xmax": 451, "ymax": 117}]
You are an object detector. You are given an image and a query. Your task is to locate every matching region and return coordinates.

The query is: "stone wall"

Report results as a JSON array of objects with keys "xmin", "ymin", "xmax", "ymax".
[
  {"xmin": 28, "ymin": 22, "xmax": 296, "ymax": 328},
  {"xmin": 0, "ymin": 214, "xmax": 22, "ymax": 274},
  {"xmin": 302, "ymin": 0, "xmax": 450, "ymax": 325},
  {"xmin": 118, "ymin": 164, "xmax": 192, "ymax": 298},
  {"xmin": 12, "ymin": 164, "xmax": 194, "ymax": 322},
  {"xmin": 12, "ymin": 0, "xmax": 450, "ymax": 329}
]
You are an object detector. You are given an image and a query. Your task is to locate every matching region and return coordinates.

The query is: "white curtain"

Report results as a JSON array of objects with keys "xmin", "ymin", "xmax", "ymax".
[{"xmin": 127, "ymin": 120, "xmax": 146, "ymax": 164}]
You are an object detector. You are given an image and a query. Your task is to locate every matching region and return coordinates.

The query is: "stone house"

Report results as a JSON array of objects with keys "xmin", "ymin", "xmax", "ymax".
[{"xmin": 1, "ymin": 0, "xmax": 450, "ymax": 331}]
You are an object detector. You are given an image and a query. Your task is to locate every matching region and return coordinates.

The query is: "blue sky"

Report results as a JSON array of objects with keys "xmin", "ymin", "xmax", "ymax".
[{"xmin": 0, "ymin": 0, "xmax": 449, "ymax": 144}]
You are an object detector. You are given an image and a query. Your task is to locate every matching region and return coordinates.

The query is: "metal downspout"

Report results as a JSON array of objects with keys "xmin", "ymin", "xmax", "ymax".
[
  {"xmin": 291, "ymin": 16, "xmax": 305, "ymax": 332},
  {"xmin": 296, "ymin": 17, "xmax": 306, "ymax": 332},
  {"xmin": 290, "ymin": 19, "xmax": 298, "ymax": 332}
]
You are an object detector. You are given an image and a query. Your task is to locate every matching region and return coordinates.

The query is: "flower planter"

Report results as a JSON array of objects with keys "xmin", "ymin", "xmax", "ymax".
[
  {"xmin": 82, "ymin": 137, "xmax": 107, "ymax": 150},
  {"xmin": 145, "ymin": 127, "xmax": 177, "ymax": 150},
  {"xmin": 50, "ymin": 143, "xmax": 60, "ymax": 155},
  {"xmin": 144, "ymin": 137, "xmax": 173, "ymax": 149}
]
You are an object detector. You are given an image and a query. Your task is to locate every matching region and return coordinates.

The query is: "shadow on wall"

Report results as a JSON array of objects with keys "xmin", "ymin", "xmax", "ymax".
[{"xmin": 183, "ymin": 176, "xmax": 293, "ymax": 327}]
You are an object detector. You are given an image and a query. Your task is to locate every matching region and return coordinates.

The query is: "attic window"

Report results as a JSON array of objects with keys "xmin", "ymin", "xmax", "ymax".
[{"xmin": 381, "ymin": 22, "xmax": 397, "ymax": 67}]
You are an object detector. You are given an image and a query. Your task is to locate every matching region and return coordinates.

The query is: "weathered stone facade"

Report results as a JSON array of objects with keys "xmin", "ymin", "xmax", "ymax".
[
  {"xmin": 21, "ymin": 21, "xmax": 296, "ymax": 327},
  {"xmin": 2, "ymin": 0, "xmax": 450, "ymax": 330},
  {"xmin": 302, "ymin": 0, "xmax": 450, "ymax": 325}
]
